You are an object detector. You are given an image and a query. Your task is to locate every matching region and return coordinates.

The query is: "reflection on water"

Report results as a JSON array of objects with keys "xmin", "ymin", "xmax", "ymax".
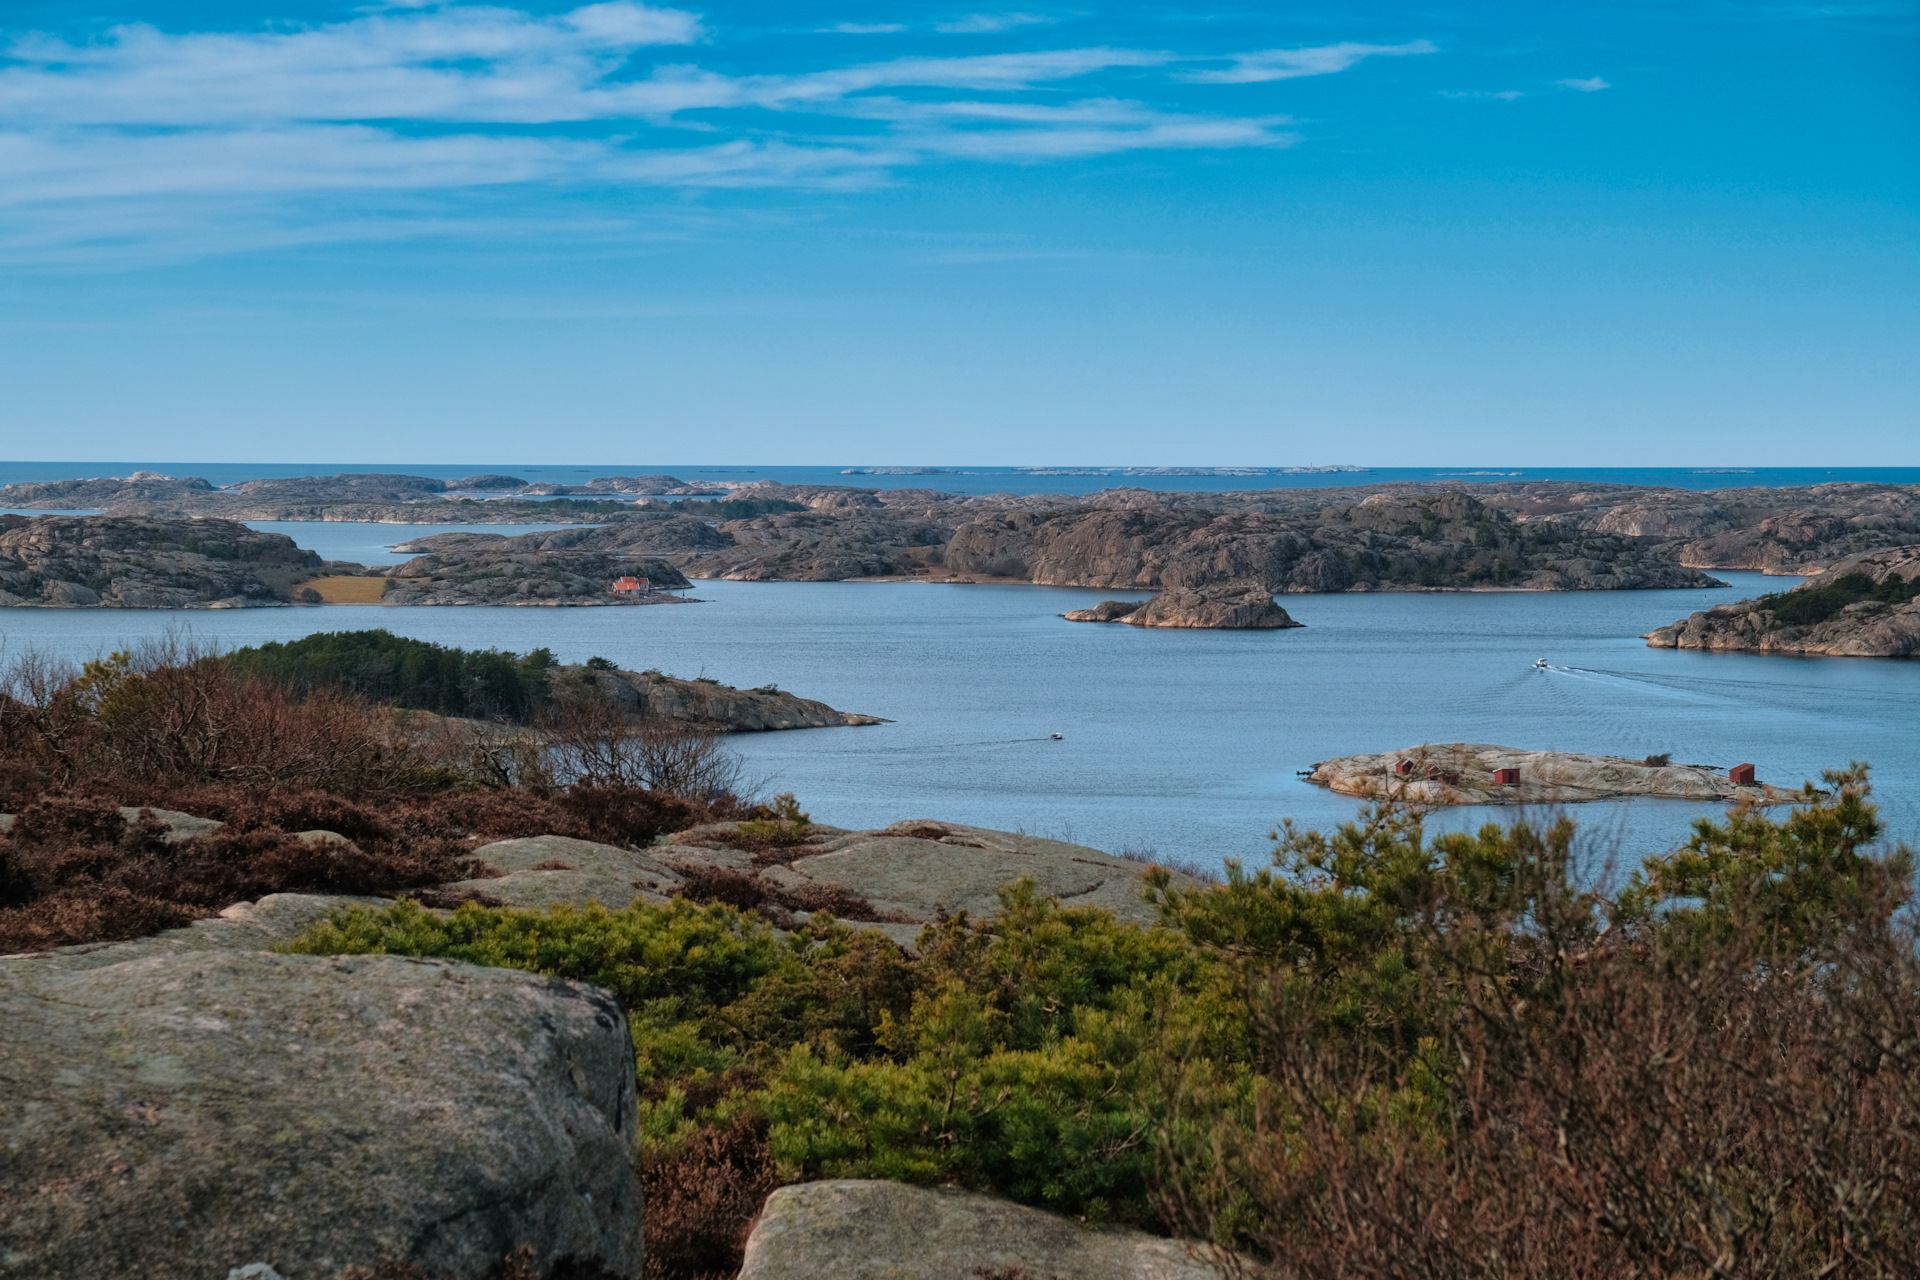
[{"xmin": 0, "ymin": 569, "xmax": 1913, "ymax": 877}]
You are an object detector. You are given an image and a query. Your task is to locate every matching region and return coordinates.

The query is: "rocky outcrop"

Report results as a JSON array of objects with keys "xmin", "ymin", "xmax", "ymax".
[
  {"xmin": 20, "ymin": 470, "xmax": 1919, "ymax": 595},
  {"xmin": 1643, "ymin": 546, "xmax": 1920, "ymax": 658},
  {"xmin": 0, "ymin": 516, "xmax": 318, "ymax": 608},
  {"xmin": 738, "ymin": 1180, "xmax": 1226, "ymax": 1280},
  {"xmin": 565, "ymin": 666, "xmax": 886, "ymax": 730},
  {"xmin": 380, "ymin": 546, "xmax": 695, "ymax": 606},
  {"xmin": 442, "ymin": 834, "xmax": 687, "ymax": 911},
  {"xmin": 1308, "ymin": 743, "xmax": 1807, "ymax": 806},
  {"xmin": 1060, "ymin": 599, "xmax": 1144, "ymax": 622},
  {"xmin": 0, "ymin": 895, "xmax": 644, "ymax": 1280},
  {"xmin": 1064, "ymin": 587, "xmax": 1302, "ymax": 629},
  {"xmin": 656, "ymin": 819, "xmax": 1205, "ymax": 945},
  {"xmin": 1123, "ymin": 585, "xmax": 1302, "ymax": 629}
]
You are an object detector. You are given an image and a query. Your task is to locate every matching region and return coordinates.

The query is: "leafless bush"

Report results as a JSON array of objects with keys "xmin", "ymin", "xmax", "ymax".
[
  {"xmin": 1162, "ymin": 887, "xmax": 1920, "ymax": 1278},
  {"xmin": 535, "ymin": 690, "xmax": 748, "ymax": 804},
  {"xmin": 0, "ymin": 640, "xmax": 443, "ymax": 794}
]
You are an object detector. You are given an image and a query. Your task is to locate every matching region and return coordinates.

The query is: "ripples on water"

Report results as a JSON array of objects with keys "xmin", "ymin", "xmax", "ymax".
[{"xmin": 2, "ymin": 558, "xmax": 1915, "ymax": 878}]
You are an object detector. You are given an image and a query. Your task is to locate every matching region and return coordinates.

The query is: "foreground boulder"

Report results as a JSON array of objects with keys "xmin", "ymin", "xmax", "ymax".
[
  {"xmin": 659, "ymin": 819, "xmax": 1207, "ymax": 944},
  {"xmin": 1308, "ymin": 743, "xmax": 1808, "ymax": 807},
  {"xmin": 0, "ymin": 896, "xmax": 644, "ymax": 1280},
  {"xmin": 738, "ymin": 1180, "xmax": 1225, "ymax": 1280},
  {"xmin": 1644, "ymin": 545, "xmax": 1920, "ymax": 658}
]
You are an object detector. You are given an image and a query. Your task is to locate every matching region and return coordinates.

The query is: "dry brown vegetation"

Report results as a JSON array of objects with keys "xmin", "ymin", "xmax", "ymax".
[
  {"xmin": 1154, "ymin": 778, "xmax": 1920, "ymax": 1279},
  {"xmin": 0, "ymin": 640, "xmax": 757, "ymax": 952}
]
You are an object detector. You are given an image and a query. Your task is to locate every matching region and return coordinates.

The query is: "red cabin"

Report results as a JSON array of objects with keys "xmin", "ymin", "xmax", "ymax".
[
  {"xmin": 1493, "ymin": 767, "xmax": 1521, "ymax": 786},
  {"xmin": 1394, "ymin": 759, "xmax": 1414, "ymax": 776},
  {"xmin": 612, "ymin": 575, "xmax": 650, "ymax": 594},
  {"xmin": 1730, "ymin": 763, "xmax": 1756, "ymax": 786}
]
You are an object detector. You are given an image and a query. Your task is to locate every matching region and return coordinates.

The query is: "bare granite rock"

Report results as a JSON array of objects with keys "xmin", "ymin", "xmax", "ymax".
[
  {"xmin": 0, "ymin": 901, "xmax": 644, "ymax": 1280},
  {"xmin": 0, "ymin": 516, "xmax": 318, "ymax": 608},
  {"xmin": 660, "ymin": 818, "xmax": 1205, "ymax": 940},
  {"xmin": 567, "ymin": 666, "xmax": 887, "ymax": 730},
  {"xmin": 1122, "ymin": 585, "xmax": 1302, "ymax": 629},
  {"xmin": 1060, "ymin": 598, "xmax": 1144, "ymax": 622},
  {"xmin": 1644, "ymin": 545, "xmax": 1920, "ymax": 658},
  {"xmin": 381, "ymin": 547, "xmax": 695, "ymax": 606},
  {"xmin": 1308, "ymin": 743, "xmax": 1808, "ymax": 807},
  {"xmin": 737, "ymin": 1180, "xmax": 1227, "ymax": 1280},
  {"xmin": 445, "ymin": 834, "xmax": 686, "ymax": 911}
]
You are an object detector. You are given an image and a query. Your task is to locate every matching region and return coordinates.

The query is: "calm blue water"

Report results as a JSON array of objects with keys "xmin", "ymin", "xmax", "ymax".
[
  {"xmin": 2, "ymin": 462, "xmax": 1917, "ymax": 500},
  {"xmin": 2, "ymin": 562, "xmax": 1914, "ymax": 879}
]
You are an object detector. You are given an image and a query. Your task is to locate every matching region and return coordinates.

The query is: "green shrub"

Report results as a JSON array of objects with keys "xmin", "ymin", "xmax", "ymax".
[
  {"xmin": 284, "ymin": 880, "xmax": 1244, "ymax": 1229},
  {"xmin": 1756, "ymin": 570, "xmax": 1919, "ymax": 627}
]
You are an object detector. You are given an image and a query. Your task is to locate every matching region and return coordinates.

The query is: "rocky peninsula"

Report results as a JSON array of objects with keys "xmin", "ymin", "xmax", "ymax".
[
  {"xmin": 1308, "ymin": 743, "xmax": 1807, "ymax": 806},
  {"xmin": 1644, "ymin": 545, "xmax": 1920, "ymax": 658}
]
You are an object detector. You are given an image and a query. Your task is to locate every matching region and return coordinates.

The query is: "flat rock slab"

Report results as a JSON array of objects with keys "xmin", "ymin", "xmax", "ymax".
[
  {"xmin": 450, "ymin": 834, "xmax": 686, "ymax": 911},
  {"xmin": 664, "ymin": 820, "xmax": 1201, "ymax": 928},
  {"xmin": 0, "ymin": 911, "xmax": 643, "ymax": 1279},
  {"xmin": 738, "ymin": 1180, "xmax": 1226, "ymax": 1280},
  {"xmin": 1309, "ymin": 743, "xmax": 1807, "ymax": 807}
]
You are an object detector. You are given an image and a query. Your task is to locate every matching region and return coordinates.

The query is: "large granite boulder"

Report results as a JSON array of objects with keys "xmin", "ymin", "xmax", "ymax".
[
  {"xmin": 658, "ymin": 819, "xmax": 1208, "ymax": 945},
  {"xmin": 737, "ymin": 1180, "xmax": 1226, "ymax": 1280},
  {"xmin": 0, "ymin": 896, "xmax": 644, "ymax": 1280},
  {"xmin": 445, "ymin": 833, "xmax": 686, "ymax": 910}
]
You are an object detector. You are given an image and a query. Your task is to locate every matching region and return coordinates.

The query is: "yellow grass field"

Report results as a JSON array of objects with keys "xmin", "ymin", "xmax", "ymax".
[{"xmin": 300, "ymin": 576, "xmax": 389, "ymax": 604}]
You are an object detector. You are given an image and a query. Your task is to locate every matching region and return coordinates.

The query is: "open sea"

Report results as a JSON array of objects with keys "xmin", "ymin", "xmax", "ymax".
[
  {"xmin": 2, "ymin": 462, "xmax": 1919, "ymax": 500},
  {"xmin": 2, "ymin": 529, "xmax": 1914, "ymax": 880}
]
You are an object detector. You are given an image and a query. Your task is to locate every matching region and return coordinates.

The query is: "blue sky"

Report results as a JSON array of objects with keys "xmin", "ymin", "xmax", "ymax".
[{"xmin": 0, "ymin": 1, "xmax": 1914, "ymax": 466}]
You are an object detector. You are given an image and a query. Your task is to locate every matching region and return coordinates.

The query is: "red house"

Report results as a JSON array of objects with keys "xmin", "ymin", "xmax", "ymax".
[
  {"xmin": 1493, "ymin": 767, "xmax": 1521, "ymax": 786},
  {"xmin": 1394, "ymin": 759, "xmax": 1414, "ymax": 776},
  {"xmin": 1730, "ymin": 763, "xmax": 1756, "ymax": 786},
  {"xmin": 612, "ymin": 576, "xmax": 650, "ymax": 594}
]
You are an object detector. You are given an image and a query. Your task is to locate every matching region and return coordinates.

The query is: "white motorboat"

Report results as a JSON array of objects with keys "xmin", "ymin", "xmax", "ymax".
[{"xmin": 1534, "ymin": 658, "xmax": 1549, "ymax": 669}]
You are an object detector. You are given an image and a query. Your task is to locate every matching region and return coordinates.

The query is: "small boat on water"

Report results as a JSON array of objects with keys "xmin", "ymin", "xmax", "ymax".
[
  {"xmin": 1050, "ymin": 732, "xmax": 1063, "ymax": 740},
  {"xmin": 1534, "ymin": 658, "xmax": 1549, "ymax": 669}
]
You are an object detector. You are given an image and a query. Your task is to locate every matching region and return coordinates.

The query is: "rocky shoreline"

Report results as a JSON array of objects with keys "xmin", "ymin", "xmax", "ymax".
[
  {"xmin": 1308, "ymin": 743, "xmax": 1809, "ymax": 806},
  {"xmin": 14, "ymin": 471, "xmax": 1920, "ymax": 598},
  {"xmin": 1644, "ymin": 545, "xmax": 1920, "ymax": 658}
]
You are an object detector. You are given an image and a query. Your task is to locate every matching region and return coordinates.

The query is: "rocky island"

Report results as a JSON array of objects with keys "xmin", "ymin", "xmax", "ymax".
[
  {"xmin": 0, "ymin": 514, "xmax": 321, "ymax": 607},
  {"xmin": 0, "ymin": 514, "xmax": 697, "ymax": 608},
  {"xmin": 1307, "ymin": 743, "xmax": 1807, "ymax": 806},
  {"xmin": 1644, "ymin": 545, "xmax": 1920, "ymax": 658},
  {"xmin": 1061, "ymin": 584, "xmax": 1303, "ymax": 629},
  {"xmin": 13, "ymin": 471, "xmax": 1920, "ymax": 629}
]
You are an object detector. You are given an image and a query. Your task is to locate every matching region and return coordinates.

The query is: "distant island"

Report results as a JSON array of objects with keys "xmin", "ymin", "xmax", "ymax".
[
  {"xmin": 7, "ymin": 473, "xmax": 1920, "ymax": 627},
  {"xmin": 0, "ymin": 515, "xmax": 694, "ymax": 608}
]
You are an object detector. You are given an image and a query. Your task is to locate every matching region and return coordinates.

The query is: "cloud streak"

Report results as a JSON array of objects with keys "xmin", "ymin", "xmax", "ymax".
[{"xmin": 0, "ymin": 4, "xmax": 1436, "ymax": 258}]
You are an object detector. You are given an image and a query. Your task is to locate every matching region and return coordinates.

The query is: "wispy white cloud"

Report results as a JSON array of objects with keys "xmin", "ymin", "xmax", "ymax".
[
  {"xmin": 822, "ymin": 23, "xmax": 908, "ymax": 35},
  {"xmin": 1183, "ymin": 39, "xmax": 1437, "ymax": 85},
  {"xmin": 1558, "ymin": 76, "xmax": 1611, "ymax": 91},
  {"xmin": 934, "ymin": 13, "xmax": 1059, "ymax": 35},
  {"xmin": 1438, "ymin": 88, "xmax": 1523, "ymax": 101},
  {"xmin": 0, "ymin": 4, "xmax": 1435, "ymax": 259}
]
